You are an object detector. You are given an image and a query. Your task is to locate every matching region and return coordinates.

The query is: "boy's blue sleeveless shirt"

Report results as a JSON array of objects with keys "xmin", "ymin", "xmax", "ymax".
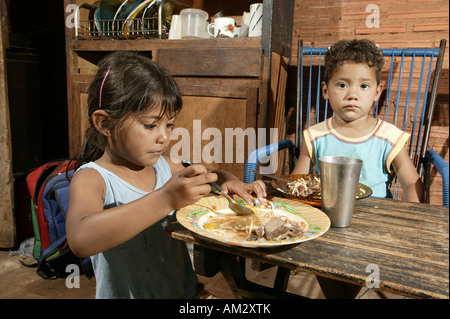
[{"xmin": 304, "ymin": 119, "xmax": 410, "ymax": 198}]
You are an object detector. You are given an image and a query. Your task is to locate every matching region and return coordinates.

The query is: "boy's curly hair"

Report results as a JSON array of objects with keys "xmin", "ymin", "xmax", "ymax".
[{"xmin": 323, "ymin": 39, "xmax": 384, "ymax": 85}]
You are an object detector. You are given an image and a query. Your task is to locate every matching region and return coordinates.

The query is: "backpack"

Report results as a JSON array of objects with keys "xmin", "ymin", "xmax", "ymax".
[{"xmin": 26, "ymin": 159, "xmax": 93, "ymax": 279}]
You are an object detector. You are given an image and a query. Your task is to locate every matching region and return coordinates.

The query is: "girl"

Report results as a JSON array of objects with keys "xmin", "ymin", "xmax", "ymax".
[{"xmin": 66, "ymin": 51, "xmax": 266, "ymax": 298}]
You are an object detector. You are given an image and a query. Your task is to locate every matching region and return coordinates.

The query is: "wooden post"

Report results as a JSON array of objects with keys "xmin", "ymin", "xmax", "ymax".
[{"xmin": 0, "ymin": 1, "xmax": 16, "ymax": 248}]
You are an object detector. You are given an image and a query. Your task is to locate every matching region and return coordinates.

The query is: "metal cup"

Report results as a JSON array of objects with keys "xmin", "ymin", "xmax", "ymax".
[{"xmin": 319, "ymin": 156, "xmax": 363, "ymax": 227}]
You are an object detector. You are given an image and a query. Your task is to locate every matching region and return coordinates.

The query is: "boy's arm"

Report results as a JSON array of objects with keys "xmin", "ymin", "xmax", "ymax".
[
  {"xmin": 291, "ymin": 143, "xmax": 313, "ymax": 174},
  {"xmin": 392, "ymin": 147, "xmax": 424, "ymax": 203}
]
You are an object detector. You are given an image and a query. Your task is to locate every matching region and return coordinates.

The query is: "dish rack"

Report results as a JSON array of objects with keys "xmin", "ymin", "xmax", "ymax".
[
  {"xmin": 74, "ymin": 0, "xmax": 189, "ymax": 40},
  {"xmin": 76, "ymin": 16, "xmax": 169, "ymax": 40}
]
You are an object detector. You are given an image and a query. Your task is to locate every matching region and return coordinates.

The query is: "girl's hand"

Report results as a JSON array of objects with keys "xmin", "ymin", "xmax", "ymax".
[
  {"xmin": 159, "ymin": 164, "xmax": 217, "ymax": 210},
  {"xmin": 221, "ymin": 179, "xmax": 267, "ymax": 206}
]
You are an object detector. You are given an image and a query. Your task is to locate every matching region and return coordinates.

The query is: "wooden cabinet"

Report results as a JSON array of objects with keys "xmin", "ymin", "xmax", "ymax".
[{"xmin": 64, "ymin": 0, "xmax": 294, "ymax": 179}]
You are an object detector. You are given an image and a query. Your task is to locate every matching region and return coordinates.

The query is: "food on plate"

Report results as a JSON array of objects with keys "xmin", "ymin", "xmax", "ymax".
[
  {"xmin": 356, "ymin": 187, "xmax": 367, "ymax": 198},
  {"xmin": 286, "ymin": 175, "xmax": 321, "ymax": 197},
  {"xmin": 285, "ymin": 175, "xmax": 369, "ymax": 199},
  {"xmin": 256, "ymin": 216, "xmax": 304, "ymax": 240},
  {"xmin": 201, "ymin": 200, "xmax": 308, "ymax": 242}
]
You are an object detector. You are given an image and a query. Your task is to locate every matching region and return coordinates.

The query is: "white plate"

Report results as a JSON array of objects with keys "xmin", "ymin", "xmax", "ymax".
[
  {"xmin": 176, "ymin": 195, "xmax": 330, "ymax": 248},
  {"xmin": 123, "ymin": 0, "xmax": 154, "ymax": 33}
]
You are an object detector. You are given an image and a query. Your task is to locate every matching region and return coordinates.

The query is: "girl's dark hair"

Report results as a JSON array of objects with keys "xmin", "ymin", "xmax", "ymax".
[
  {"xmin": 72, "ymin": 51, "xmax": 182, "ymax": 169},
  {"xmin": 323, "ymin": 39, "xmax": 385, "ymax": 85}
]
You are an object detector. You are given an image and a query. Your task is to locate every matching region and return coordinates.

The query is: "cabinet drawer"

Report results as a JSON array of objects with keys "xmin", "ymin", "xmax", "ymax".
[{"xmin": 158, "ymin": 48, "xmax": 261, "ymax": 77}]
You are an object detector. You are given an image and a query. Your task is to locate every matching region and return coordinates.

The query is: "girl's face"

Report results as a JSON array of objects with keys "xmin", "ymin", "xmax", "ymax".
[
  {"xmin": 322, "ymin": 61, "xmax": 383, "ymax": 123},
  {"xmin": 110, "ymin": 107, "xmax": 175, "ymax": 167}
]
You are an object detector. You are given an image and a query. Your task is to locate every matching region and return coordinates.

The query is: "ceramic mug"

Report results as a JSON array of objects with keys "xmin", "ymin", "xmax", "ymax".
[
  {"xmin": 168, "ymin": 15, "xmax": 182, "ymax": 39},
  {"xmin": 249, "ymin": 3, "xmax": 263, "ymax": 37},
  {"xmin": 242, "ymin": 11, "xmax": 250, "ymax": 26},
  {"xmin": 208, "ymin": 17, "xmax": 236, "ymax": 38}
]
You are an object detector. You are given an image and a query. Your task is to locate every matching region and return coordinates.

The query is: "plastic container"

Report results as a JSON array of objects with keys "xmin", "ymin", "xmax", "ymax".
[{"xmin": 180, "ymin": 8, "xmax": 209, "ymax": 39}]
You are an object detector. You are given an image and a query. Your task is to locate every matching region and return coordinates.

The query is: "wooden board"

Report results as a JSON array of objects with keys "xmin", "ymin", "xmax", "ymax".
[
  {"xmin": 0, "ymin": 3, "xmax": 16, "ymax": 248},
  {"xmin": 267, "ymin": 52, "xmax": 289, "ymax": 176},
  {"xmin": 159, "ymin": 47, "xmax": 262, "ymax": 77}
]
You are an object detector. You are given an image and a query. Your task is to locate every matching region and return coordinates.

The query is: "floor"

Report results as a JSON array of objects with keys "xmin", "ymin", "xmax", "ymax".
[{"xmin": 0, "ymin": 248, "xmax": 403, "ymax": 299}]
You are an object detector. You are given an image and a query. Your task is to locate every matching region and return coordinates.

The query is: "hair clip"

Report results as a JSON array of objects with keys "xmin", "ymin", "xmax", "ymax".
[{"xmin": 99, "ymin": 67, "xmax": 111, "ymax": 109}]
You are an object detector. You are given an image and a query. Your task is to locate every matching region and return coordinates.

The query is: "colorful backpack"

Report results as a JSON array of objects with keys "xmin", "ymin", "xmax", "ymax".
[{"xmin": 26, "ymin": 159, "xmax": 93, "ymax": 279}]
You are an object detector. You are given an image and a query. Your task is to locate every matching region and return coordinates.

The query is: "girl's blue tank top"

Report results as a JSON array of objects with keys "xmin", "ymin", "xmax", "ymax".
[{"xmin": 78, "ymin": 157, "xmax": 197, "ymax": 298}]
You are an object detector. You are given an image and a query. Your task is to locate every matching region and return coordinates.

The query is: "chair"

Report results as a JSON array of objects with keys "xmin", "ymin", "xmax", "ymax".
[
  {"xmin": 424, "ymin": 149, "xmax": 449, "ymax": 207},
  {"xmin": 245, "ymin": 39, "xmax": 447, "ymax": 203}
]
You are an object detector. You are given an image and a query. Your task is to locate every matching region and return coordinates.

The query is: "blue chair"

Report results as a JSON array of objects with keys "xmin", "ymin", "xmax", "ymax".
[
  {"xmin": 424, "ymin": 150, "xmax": 449, "ymax": 207},
  {"xmin": 245, "ymin": 39, "xmax": 447, "ymax": 204}
]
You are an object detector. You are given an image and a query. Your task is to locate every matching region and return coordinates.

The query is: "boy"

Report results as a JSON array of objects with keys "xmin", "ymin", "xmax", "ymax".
[{"xmin": 292, "ymin": 39, "xmax": 423, "ymax": 202}]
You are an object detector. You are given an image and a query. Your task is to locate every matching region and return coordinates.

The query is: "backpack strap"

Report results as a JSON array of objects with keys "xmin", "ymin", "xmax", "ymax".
[
  {"xmin": 36, "ymin": 235, "xmax": 94, "ymax": 279},
  {"xmin": 36, "ymin": 236, "xmax": 67, "ymax": 279},
  {"xmin": 81, "ymin": 256, "xmax": 94, "ymax": 278}
]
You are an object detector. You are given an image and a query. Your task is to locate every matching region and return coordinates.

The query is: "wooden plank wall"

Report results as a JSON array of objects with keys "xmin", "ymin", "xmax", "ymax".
[{"xmin": 287, "ymin": 0, "xmax": 449, "ymax": 205}]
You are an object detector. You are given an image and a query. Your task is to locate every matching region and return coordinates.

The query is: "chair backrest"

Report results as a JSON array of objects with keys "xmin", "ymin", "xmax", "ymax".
[{"xmin": 295, "ymin": 39, "xmax": 447, "ymax": 199}]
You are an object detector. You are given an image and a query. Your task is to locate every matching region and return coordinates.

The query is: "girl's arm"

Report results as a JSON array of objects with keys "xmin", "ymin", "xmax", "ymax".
[
  {"xmin": 392, "ymin": 146, "xmax": 424, "ymax": 203},
  {"xmin": 213, "ymin": 169, "xmax": 267, "ymax": 205},
  {"xmin": 66, "ymin": 164, "xmax": 216, "ymax": 257},
  {"xmin": 166, "ymin": 155, "xmax": 267, "ymax": 205}
]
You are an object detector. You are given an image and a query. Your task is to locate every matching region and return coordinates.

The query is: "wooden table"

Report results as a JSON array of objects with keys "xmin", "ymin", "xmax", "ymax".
[{"xmin": 166, "ymin": 197, "xmax": 449, "ymax": 299}]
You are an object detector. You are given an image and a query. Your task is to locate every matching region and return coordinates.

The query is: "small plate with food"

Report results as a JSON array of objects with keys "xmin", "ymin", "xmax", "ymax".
[
  {"xmin": 176, "ymin": 195, "xmax": 330, "ymax": 248},
  {"xmin": 271, "ymin": 174, "xmax": 372, "ymax": 207}
]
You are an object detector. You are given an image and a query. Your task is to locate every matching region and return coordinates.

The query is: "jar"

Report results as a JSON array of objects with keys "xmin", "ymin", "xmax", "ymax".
[{"xmin": 180, "ymin": 8, "xmax": 209, "ymax": 39}]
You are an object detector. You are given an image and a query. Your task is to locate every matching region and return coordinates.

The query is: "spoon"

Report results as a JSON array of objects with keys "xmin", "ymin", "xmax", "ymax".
[
  {"xmin": 252, "ymin": 170, "xmax": 293, "ymax": 183},
  {"xmin": 181, "ymin": 160, "xmax": 254, "ymax": 216}
]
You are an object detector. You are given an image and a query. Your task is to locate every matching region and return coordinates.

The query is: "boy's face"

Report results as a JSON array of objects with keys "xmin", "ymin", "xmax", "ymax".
[{"xmin": 322, "ymin": 61, "xmax": 383, "ymax": 123}]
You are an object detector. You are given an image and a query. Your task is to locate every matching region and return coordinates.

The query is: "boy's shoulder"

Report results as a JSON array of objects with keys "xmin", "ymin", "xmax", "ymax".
[
  {"xmin": 308, "ymin": 118, "xmax": 331, "ymax": 131},
  {"xmin": 305, "ymin": 119, "xmax": 330, "ymax": 137},
  {"xmin": 374, "ymin": 120, "xmax": 410, "ymax": 140},
  {"xmin": 305, "ymin": 118, "xmax": 410, "ymax": 143}
]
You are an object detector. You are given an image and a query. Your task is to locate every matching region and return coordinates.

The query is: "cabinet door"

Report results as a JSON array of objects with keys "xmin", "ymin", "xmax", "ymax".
[{"xmin": 169, "ymin": 84, "xmax": 259, "ymax": 180}]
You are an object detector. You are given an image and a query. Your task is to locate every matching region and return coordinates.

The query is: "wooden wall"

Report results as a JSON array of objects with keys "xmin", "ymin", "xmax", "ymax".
[{"xmin": 287, "ymin": 0, "xmax": 449, "ymax": 205}]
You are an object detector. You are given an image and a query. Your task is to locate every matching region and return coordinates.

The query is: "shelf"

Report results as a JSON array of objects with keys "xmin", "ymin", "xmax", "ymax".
[{"xmin": 70, "ymin": 37, "xmax": 261, "ymax": 51}]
